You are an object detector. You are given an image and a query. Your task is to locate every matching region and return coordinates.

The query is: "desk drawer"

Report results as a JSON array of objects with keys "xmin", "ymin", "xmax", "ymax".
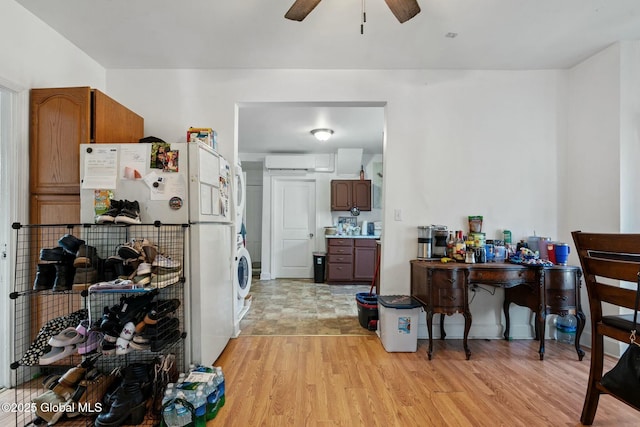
[
  {"xmin": 431, "ymin": 269, "xmax": 466, "ymax": 290},
  {"xmin": 545, "ymin": 268, "xmax": 578, "ymax": 291},
  {"xmin": 470, "ymin": 268, "xmax": 533, "ymax": 285},
  {"xmin": 546, "ymin": 289, "xmax": 576, "ymax": 309},
  {"xmin": 434, "ymin": 288, "xmax": 465, "ymax": 309}
]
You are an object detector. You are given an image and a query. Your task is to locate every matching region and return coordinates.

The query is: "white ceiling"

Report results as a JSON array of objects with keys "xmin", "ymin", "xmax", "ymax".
[{"xmin": 15, "ymin": 0, "xmax": 640, "ymax": 155}]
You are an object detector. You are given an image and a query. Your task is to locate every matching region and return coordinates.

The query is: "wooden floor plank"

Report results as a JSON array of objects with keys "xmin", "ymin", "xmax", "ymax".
[{"xmin": 211, "ymin": 335, "xmax": 638, "ymax": 426}]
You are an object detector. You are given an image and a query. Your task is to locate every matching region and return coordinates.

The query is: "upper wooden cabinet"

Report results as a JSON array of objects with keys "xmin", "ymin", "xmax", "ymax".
[
  {"xmin": 330, "ymin": 180, "xmax": 372, "ymax": 211},
  {"xmin": 29, "ymin": 87, "xmax": 143, "ymax": 223}
]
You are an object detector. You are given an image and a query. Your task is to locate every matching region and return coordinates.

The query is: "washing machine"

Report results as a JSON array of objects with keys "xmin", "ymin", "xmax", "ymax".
[{"xmin": 234, "ymin": 162, "xmax": 252, "ymax": 323}]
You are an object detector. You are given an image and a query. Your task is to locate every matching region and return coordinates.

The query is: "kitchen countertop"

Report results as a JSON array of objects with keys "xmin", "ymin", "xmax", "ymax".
[{"xmin": 326, "ymin": 235, "xmax": 380, "ymax": 239}]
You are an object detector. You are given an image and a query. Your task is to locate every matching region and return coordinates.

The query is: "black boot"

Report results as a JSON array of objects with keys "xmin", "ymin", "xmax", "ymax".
[
  {"xmin": 94, "ymin": 382, "xmax": 147, "ymax": 427},
  {"xmin": 33, "ymin": 263, "xmax": 56, "ymax": 290}
]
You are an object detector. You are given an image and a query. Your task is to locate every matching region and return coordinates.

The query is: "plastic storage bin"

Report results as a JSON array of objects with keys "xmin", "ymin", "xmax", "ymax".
[
  {"xmin": 378, "ymin": 295, "xmax": 422, "ymax": 352},
  {"xmin": 356, "ymin": 292, "xmax": 378, "ymax": 330}
]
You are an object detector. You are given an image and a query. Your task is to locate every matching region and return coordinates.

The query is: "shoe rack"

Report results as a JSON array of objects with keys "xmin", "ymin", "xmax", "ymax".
[{"xmin": 9, "ymin": 222, "xmax": 188, "ymax": 426}]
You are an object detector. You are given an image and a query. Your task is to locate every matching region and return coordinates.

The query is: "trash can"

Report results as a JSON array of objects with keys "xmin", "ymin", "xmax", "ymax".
[
  {"xmin": 356, "ymin": 292, "xmax": 378, "ymax": 330},
  {"xmin": 313, "ymin": 252, "xmax": 326, "ymax": 283},
  {"xmin": 378, "ymin": 295, "xmax": 422, "ymax": 352}
]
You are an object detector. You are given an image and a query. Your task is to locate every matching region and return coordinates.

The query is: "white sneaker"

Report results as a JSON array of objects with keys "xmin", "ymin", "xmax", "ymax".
[
  {"xmin": 149, "ymin": 271, "xmax": 181, "ymax": 289},
  {"xmin": 151, "ymin": 254, "xmax": 181, "ymax": 269}
]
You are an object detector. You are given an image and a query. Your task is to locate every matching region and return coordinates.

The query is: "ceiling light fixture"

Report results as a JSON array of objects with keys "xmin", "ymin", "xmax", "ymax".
[{"xmin": 310, "ymin": 128, "xmax": 334, "ymax": 142}]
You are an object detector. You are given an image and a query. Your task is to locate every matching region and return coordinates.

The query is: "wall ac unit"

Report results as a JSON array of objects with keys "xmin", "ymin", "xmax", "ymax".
[{"xmin": 265, "ymin": 154, "xmax": 315, "ymax": 170}]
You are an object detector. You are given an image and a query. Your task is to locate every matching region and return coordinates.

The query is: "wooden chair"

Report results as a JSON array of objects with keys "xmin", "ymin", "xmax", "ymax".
[{"xmin": 572, "ymin": 231, "xmax": 640, "ymax": 425}]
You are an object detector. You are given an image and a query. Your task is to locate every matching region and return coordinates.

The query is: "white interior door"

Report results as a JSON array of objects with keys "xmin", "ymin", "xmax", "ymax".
[{"xmin": 272, "ymin": 178, "xmax": 316, "ymax": 278}]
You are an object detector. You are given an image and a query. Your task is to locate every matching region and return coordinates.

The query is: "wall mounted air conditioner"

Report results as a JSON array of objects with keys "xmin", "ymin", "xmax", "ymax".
[{"xmin": 265, "ymin": 154, "xmax": 315, "ymax": 171}]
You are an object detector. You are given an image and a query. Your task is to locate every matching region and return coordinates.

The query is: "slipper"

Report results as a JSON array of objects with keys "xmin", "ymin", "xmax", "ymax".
[
  {"xmin": 48, "ymin": 327, "xmax": 86, "ymax": 347},
  {"xmin": 77, "ymin": 331, "xmax": 103, "ymax": 355},
  {"xmin": 39, "ymin": 345, "xmax": 76, "ymax": 365},
  {"xmin": 140, "ymin": 317, "xmax": 180, "ymax": 339},
  {"xmin": 101, "ymin": 341, "xmax": 116, "ymax": 356}
]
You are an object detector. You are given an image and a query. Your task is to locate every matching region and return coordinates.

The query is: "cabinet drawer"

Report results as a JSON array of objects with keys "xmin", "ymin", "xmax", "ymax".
[
  {"xmin": 328, "ymin": 254, "xmax": 352, "ymax": 264},
  {"xmin": 328, "ymin": 263, "xmax": 353, "ymax": 280},
  {"xmin": 327, "ymin": 238, "xmax": 353, "ymax": 247},
  {"xmin": 355, "ymin": 239, "xmax": 377, "ymax": 248},
  {"xmin": 328, "ymin": 245, "xmax": 354, "ymax": 255},
  {"xmin": 546, "ymin": 289, "xmax": 576, "ymax": 310}
]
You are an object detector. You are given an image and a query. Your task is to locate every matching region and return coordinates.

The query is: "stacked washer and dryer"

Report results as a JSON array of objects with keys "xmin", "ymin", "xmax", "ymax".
[{"xmin": 234, "ymin": 162, "xmax": 252, "ymax": 329}]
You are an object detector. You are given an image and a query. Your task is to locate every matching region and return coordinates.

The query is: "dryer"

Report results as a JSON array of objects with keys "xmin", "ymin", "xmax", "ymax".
[
  {"xmin": 234, "ymin": 234, "xmax": 252, "ymax": 323},
  {"xmin": 234, "ymin": 162, "xmax": 246, "ymax": 232}
]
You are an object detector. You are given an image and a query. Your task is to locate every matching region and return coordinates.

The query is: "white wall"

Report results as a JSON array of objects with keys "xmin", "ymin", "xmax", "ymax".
[{"xmin": 108, "ymin": 68, "xmax": 564, "ymax": 338}]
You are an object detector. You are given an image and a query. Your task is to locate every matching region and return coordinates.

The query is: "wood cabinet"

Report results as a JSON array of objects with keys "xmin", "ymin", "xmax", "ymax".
[
  {"xmin": 327, "ymin": 238, "xmax": 377, "ymax": 283},
  {"xmin": 29, "ymin": 87, "xmax": 143, "ymax": 224},
  {"xmin": 330, "ymin": 180, "xmax": 372, "ymax": 211}
]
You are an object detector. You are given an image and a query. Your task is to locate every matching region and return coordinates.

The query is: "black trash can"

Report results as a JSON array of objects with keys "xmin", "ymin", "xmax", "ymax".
[{"xmin": 313, "ymin": 252, "xmax": 326, "ymax": 283}]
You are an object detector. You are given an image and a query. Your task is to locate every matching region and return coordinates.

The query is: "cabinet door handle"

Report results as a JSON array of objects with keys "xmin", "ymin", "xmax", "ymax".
[
  {"xmin": 447, "ymin": 278, "xmax": 456, "ymax": 284},
  {"xmin": 555, "ymin": 295, "xmax": 568, "ymax": 301},
  {"xmin": 445, "ymin": 295, "xmax": 457, "ymax": 302}
]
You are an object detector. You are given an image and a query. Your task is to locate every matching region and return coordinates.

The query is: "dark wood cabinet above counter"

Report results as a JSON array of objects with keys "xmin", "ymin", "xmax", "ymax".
[{"xmin": 330, "ymin": 180, "xmax": 371, "ymax": 211}]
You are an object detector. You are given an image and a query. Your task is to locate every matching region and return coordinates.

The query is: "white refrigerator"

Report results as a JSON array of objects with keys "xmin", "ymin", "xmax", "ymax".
[{"xmin": 79, "ymin": 141, "xmax": 234, "ymax": 366}]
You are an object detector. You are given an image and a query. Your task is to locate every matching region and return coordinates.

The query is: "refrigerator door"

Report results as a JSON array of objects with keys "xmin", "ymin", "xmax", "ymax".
[{"xmin": 188, "ymin": 223, "xmax": 234, "ymax": 365}]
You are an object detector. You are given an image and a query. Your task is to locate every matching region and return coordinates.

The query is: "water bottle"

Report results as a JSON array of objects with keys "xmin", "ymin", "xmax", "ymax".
[
  {"xmin": 214, "ymin": 366, "xmax": 226, "ymax": 408},
  {"xmin": 554, "ymin": 314, "xmax": 577, "ymax": 344},
  {"xmin": 193, "ymin": 390, "xmax": 207, "ymax": 427},
  {"xmin": 204, "ymin": 379, "xmax": 219, "ymax": 421},
  {"xmin": 174, "ymin": 403, "xmax": 193, "ymax": 427},
  {"xmin": 161, "ymin": 401, "xmax": 177, "ymax": 427}
]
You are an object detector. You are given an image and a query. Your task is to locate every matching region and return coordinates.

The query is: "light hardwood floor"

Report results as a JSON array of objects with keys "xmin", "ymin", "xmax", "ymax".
[{"xmin": 213, "ymin": 336, "xmax": 637, "ymax": 427}]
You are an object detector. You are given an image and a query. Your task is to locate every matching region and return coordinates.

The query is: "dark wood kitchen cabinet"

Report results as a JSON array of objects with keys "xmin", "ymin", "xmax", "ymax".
[
  {"xmin": 330, "ymin": 180, "xmax": 371, "ymax": 211},
  {"xmin": 29, "ymin": 87, "xmax": 143, "ymax": 224},
  {"xmin": 327, "ymin": 238, "xmax": 377, "ymax": 283}
]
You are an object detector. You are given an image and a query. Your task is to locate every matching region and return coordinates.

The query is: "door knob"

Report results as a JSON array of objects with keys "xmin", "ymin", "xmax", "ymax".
[{"xmin": 309, "ymin": 233, "xmax": 314, "ymax": 238}]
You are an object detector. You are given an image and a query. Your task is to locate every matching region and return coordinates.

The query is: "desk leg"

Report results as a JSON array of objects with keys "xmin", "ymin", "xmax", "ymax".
[
  {"xmin": 537, "ymin": 312, "xmax": 546, "ymax": 360},
  {"xmin": 440, "ymin": 313, "xmax": 446, "ymax": 339},
  {"xmin": 503, "ymin": 299, "xmax": 511, "ymax": 340},
  {"xmin": 463, "ymin": 310, "xmax": 472, "ymax": 360},
  {"xmin": 575, "ymin": 308, "xmax": 586, "ymax": 361},
  {"xmin": 427, "ymin": 310, "xmax": 434, "ymax": 360}
]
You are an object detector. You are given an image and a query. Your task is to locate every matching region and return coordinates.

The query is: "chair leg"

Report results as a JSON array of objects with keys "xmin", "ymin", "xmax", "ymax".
[{"xmin": 580, "ymin": 334, "xmax": 605, "ymax": 425}]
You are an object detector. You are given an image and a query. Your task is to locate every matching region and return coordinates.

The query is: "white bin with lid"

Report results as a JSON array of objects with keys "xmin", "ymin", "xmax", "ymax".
[{"xmin": 377, "ymin": 295, "xmax": 423, "ymax": 352}]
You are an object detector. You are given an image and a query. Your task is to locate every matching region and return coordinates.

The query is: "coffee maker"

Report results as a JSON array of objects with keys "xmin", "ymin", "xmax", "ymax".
[
  {"xmin": 417, "ymin": 226, "xmax": 434, "ymax": 259},
  {"xmin": 432, "ymin": 225, "xmax": 449, "ymax": 257}
]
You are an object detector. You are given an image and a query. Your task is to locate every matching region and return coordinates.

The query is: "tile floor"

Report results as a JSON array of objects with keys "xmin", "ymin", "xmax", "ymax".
[{"xmin": 239, "ymin": 278, "xmax": 377, "ymax": 336}]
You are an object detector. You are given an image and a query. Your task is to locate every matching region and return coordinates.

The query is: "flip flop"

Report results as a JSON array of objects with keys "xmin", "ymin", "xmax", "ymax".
[
  {"xmin": 150, "ymin": 329, "xmax": 181, "ymax": 353},
  {"xmin": 145, "ymin": 299, "xmax": 181, "ymax": 324}
]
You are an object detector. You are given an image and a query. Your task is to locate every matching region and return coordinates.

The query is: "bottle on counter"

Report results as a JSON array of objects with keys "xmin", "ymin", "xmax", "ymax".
[
  {"xmin": 446, "ymin": 231, "xmax": 455, "ymax": 259},
  {"xmin": 359, "ymin": 165, "xmax": 365, "ymax": 180},
  {"xmin": 454, "ymin": 230, "xmax": 466, "ymax": 261}
]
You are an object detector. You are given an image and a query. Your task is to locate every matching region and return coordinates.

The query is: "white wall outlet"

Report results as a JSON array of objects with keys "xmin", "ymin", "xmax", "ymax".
[{"xmin": 394, "ymin": 209, "xmax": 402, "ymax": 221}]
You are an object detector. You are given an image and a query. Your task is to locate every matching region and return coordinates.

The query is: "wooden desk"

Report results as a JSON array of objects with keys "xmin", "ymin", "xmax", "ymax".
[{"xmin": 410, "ymin": 260, "xmax": 585, "ymax": 361}]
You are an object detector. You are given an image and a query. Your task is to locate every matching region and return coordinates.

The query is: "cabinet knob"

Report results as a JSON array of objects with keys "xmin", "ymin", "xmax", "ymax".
[{"xmin": 555, "ymin": 295, "xmax": 568, "ymax": 302}]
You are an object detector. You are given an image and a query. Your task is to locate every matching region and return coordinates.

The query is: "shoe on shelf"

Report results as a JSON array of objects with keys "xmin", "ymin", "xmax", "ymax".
[
  {"xmin": 71, "ymin": 370, "xmax": 117, "ymax": 415},
  {"xmin": 145, "ymin": 299, "xmax": 181, "ymax": 324},
  {"xmin": 34, "ymin": 263, "xmax": 56, "ymax": 290},
  {"xmin": 141, "ymin": 243, "xmax": 158, "ymax": 264},
  {"xmin": 134, "ymin": 274, "xmax": 151, "ymax": 287},
  {"xmin": 151, "ymin": 253, "xmax": 181, "ymax": 269},
  {"xmin": 136, "ymin": 262, "xmax": 152, "ymax": 276},
  {"xmin": 39, "ymin": 344, "xmax": 77, "ymax": 365},
  {"xmin": 150, "ymin": 328, "xmax": 182, "ymax": 352},
  {"xmin": 52, "ymin": 262, "xmax": 75, "ymax": 292},
  {"xmin": 115, "ymin": 337, "xmax": 132, "ymax": 355},
  {"xmin": 89, "ymin": 278, "xmax": 135, "ymax": 293},
  {"xmin": 103, "ymin": 256, "xmax": 125, "ymax": 281},
  {"xmin": 114, "ymin": 200, "xmax": 142, "ymax": 225},
  {"xmin": 148, "ymin": 271, "xmax": 181, "ymax": 289},
  {"xmin": 72, "ymin": 266, "xmax": 98, "ymax": 290},
  {"xmin": 58, "ymin": 234, "xmax": 85, "ymax": 255},
  {"xmin": 73, "ymin": 244, "xmax": 98, "ymax": 268},
  {"xmin": 48, "ymin": 327, "xmax": 86, "ymax": 347},
  {"xmin": 39, "ymin": 246, "xmax": 64, "ymax": 263},
  {"xmin": 77, "ymin": 331, "xmax": 103, "ymax": 355},
  {"xmin": 95, "ymin": 199, "xmax": 123, "ymax": 224},
  {"xmin": 138, "ymin": 316, "xmax": 180, "ymax": 340}
]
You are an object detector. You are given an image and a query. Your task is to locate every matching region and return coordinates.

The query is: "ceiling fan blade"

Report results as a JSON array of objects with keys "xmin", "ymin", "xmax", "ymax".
[
  {"xmin": 285, "ymin": 0, "xmax": 322, "ymax": 21},
  {"xmin": 384, "ymin": 0, "xmax": 421, "ymax": 23}
]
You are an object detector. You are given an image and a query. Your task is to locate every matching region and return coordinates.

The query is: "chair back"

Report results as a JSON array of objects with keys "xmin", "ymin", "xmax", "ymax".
[{"xmin": 571, "ymin": 231, "xmax": 640, "ymax": 424}]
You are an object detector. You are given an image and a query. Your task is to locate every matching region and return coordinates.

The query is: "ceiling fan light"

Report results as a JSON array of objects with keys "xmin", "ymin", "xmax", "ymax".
[{"xmin": 311, "ymin": 128, "xmax": 334, "ymax": 141}]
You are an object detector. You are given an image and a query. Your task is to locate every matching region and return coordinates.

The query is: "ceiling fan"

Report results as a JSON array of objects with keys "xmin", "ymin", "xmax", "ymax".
[{"xmin": 285, "ymin": 0, "xmax": 421, "ymax": 24}]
